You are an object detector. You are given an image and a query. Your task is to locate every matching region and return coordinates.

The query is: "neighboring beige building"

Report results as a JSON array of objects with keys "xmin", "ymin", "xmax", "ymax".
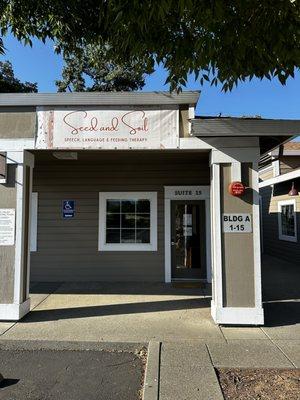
[
  {"xmin": 1, "ymin": 92, "xmax": 300, "ymax": 325},
  {"xmin": 259, "ymin": 142, "xmax": 300, "ymax": 263}
]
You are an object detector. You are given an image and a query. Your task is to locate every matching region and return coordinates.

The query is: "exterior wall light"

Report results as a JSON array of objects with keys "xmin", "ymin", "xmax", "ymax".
[{"xmin": 288, "ymin": 182, "xmax": 298, "ymax": 196}]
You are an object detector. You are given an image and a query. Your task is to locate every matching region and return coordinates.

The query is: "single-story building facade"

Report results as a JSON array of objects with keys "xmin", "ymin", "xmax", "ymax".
[{"xmin": 0, "ymin": 91, "xmax": 299, "ymax": 325}]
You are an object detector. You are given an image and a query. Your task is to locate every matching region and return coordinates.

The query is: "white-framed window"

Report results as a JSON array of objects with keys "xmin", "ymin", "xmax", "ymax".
[
  {"xmin": 98, "ymin": 192, "xmax": 157, "ymax": 251},
  {"xmin": 278, "ymin": 199, "xmax": 297, "ymax": 242}
]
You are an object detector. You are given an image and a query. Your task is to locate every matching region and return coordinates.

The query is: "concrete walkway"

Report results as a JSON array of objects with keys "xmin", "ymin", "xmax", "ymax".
[
  {"xmin": 0, "ymin": 255, "xmax": 299, "ymax": 399},
  {"xmin": 158, "ymin": 339, "xmax": 298, "ymax": 400},
  {"xmin": 0, "ymin": 282, "xmax": 222, "ymax": 342}
]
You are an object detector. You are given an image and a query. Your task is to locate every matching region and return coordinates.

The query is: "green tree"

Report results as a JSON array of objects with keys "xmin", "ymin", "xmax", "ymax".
[
  {"xmin": 0, "ymin": 60, "xmax": 37, "ymax": 92},
  {"xmin": 1, "ymin": 1, "xmax": 300, "ymax": 91},
  {"xmin": 56, "ymin": 44, "xmax": 145, "ymax": 92}
]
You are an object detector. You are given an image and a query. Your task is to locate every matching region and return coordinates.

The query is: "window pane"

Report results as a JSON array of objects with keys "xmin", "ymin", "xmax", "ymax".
[
  {"xmin": 121, "ymin": 200, "xmax": 135, "ymax": 213},
  {"xmin": 136, "ymin": 229, "xmax": 150, "ymax": 243},
  {"xmin": 106, "ymin": 213, "xmax": 120, "ymax": 228},
  {"xmin": 137, "ymin": 200, "xmax": 150, "ymax": 213},
  {"xmin": 107, "ymin": 200, "xmax": 120, "ymax": 213},
  {"xmin": 121, "ymin": 229, "xmax": 135, "ymax": 243},
  {"xmin": 281, "ymin": 205, "xmax": 295, "ymax": 236},
  {"xmin": 121, "ymin": 213, "xmax": 136, "ymax": 228},
  {"xmin": 136, "ymin": 213, "xmax": 150, "ymax": 228},
  {"xmin": 106, "ymin": 229, "xmax": 121, "ymax": 243}
]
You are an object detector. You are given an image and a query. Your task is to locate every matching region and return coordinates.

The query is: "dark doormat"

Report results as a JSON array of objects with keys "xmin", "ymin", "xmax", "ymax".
[
  {"xmin": 216, "ymin": 368, "xmax": 300, "ymax": 400},
  {"xmin": 172, "ymin": 282, "xmax": 204, "ymax": 288}
]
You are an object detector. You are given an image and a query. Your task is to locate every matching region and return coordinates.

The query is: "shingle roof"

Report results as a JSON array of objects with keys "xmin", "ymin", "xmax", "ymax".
[{"xmin": 283, "ymin": 141, "xmax": 300, "ymax": 151}]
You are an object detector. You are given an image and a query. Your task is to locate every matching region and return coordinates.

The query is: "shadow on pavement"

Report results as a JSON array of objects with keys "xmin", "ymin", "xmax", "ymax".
[
  {"xmin": 22, "ymin": 297, "xmax": 211, "ymax": 323},
  {"xmin": 0, "ymin": 378, "xmax": 20, "ymax": 388},
  {"xmin": 263, "ymin": 301, "xmax": 300, "ymax": 327},
  {"xmin": 30, "ymin": 281, "xmax": 210, "ymax": 296},
  {"xmin": 262, "ymin": 255, "xmax": 300, "ymax": 327}
]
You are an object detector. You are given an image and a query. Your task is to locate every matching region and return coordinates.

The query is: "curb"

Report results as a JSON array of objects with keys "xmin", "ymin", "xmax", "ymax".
[
  {"xmin": 143, "ymin": 341, "xmax": 160, "ymax": 400},
  {"xmin": 0, "ymin": 339, "xmax": 145, "ymax": 353}
]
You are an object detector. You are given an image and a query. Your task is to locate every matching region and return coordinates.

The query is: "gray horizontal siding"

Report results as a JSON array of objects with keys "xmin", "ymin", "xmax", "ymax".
[
  {"xmin": 31, "ymin": 155, "xmax": 209, "ymax": 282},
  {"xmin": 280, "ymin": 156, "xmax": 300, "ymax": 175},
  {"xmin": 260, "ymin": 186, "xmax": 300, "ymax": 264}
]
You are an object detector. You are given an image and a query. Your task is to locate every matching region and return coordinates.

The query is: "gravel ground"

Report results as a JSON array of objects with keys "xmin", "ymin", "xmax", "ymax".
[{"xmin": 217, "ymin": 368, "xmax": 300, "ymax": 400}]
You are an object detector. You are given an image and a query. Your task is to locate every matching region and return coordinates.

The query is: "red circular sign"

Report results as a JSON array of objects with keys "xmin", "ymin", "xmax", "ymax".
[{"xmin": 228, "ymin": 181, "xmax": 246, "ymax": 196}]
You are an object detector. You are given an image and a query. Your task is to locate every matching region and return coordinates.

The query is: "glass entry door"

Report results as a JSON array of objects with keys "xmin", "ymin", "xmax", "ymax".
[{"xmin": 171, "ymin": 200, "xmax": 206, "ymax": 280}]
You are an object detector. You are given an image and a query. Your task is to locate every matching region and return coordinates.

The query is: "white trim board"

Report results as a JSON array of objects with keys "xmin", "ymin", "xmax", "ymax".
[
  {"xmin": 259, "ymin": 169, "xmax": 300, "ymax": 188},
  {"xmin": 0, "ymin": 138, "xmax": 35, "ymax": 152},
  {"xmin": 0, "ymin": 299, "xmax": 30, "ymax": 321},
  {"xmin": 98, "ymin": 192, "xmax": 157, "ymax": 251},
  {"xmin": 252, "ymin": 163, "xmax": 263, "ymax": 311},
  {"xmin": 30, "ymin": 192, "xmax": 38, "ymax": 252},
  {"xmin": 164, "ymin": 186, "xmax": 211, "ymax": 283},
  {"xmin": 278, "ymin": 199, "xmax": 297, "ymax": 243},
  {"xmin": 13, "ymin": 163, "xmax": 24, "ymax": 304},
  {"xmin": 210, "ymin": 165, "xmax": 223, "ymax": 311},
  {"xmin": 211, "ymin": 301, "xmax": 264, "ymax": 325}
]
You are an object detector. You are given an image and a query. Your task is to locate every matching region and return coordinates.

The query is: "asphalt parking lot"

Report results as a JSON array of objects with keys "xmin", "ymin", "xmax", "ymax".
[{"xmin": 0, "ymin": 344, "xmax": 145, "ymax": 400}]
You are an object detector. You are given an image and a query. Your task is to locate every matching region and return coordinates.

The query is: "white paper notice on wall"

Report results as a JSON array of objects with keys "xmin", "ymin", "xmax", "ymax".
[
  {"xmin": 222, "ymin": 213, "xmax": 252, "ymax": 233},
  {"xmin": 183, "ymin": 226, "xmax": 193, "ymax": 236},
  {"xmin": 183, "ymin": 213, "xmax": 192, "ymax": 226},
  {"xmin": 0, "ymin": 209, "xmax": 15, "ymax": 246}
]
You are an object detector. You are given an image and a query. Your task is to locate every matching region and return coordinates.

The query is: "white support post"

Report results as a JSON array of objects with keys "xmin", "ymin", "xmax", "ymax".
[
  {"xmin": 210, "ymin": 163, "xmax": 223, "ymax": 320},
  {"xmin": 0, "ymin": 150, "xmax": 34, "ymax": 320},
  {"xmin": 210, "ymin": 145, "xmax": 264, "ymax": 325}
]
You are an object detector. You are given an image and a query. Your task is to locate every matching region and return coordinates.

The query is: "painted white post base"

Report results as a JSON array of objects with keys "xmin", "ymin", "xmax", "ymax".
[
  {"xmin": 0, "ymin": 298, "xmax": 30, "ymax": 321},
  {"xmin": 211, "ymin": 301, "xmax": 264, "ymax": 325}
]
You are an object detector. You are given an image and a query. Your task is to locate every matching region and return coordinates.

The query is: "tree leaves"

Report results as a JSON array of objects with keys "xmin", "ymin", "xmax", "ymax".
[
  {"xmin": 55, "ymin": 43, "xmax": 146, "ymax": 92},
  {"xmin": 0, "ymin": 1, "xmax": 300, "ymax": 91},
  {"xmin": 0, "ymin": 60, "xmax": 37, "ymax": 92}
]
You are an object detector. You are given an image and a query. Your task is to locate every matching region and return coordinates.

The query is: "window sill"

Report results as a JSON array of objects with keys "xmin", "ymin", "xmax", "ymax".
[
  {"xmin": 98, "ymin": 243, "xmax": 157, "ymax": 252},
  {"xmin": 278, "ymin": 235, "xmax": 297, "ymax": 243}
]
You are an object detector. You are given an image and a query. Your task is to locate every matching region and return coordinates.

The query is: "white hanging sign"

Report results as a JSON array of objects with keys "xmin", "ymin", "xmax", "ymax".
[
  {"xmin": 183, "ymin": 213, "xmax": 192, "ymax": 226},
  {"xmin": 183, "ymin": 226, "xmax": 193, "ymax": 236},
  {"xmin": 0, "ymin": 209, "xmax": 15, "ymax": 246},
  {"xmin": 36, "ymin": 107, "xmax": 179, "ymax": 150}
]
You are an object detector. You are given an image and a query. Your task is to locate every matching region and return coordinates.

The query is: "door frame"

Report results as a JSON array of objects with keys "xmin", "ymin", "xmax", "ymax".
[
  {"xmin": 164, "ymin": 186, "xmax": 211, "ymax": 283},
  {"xmin": 171, "ymin": 200, "xmax": 206, "ymax": 280}
]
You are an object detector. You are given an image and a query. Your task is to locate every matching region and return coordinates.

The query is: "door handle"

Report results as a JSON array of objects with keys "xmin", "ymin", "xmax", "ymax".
[{"xmin": 171, "ymin": 240, "xmax": 176, "ymax": 246}]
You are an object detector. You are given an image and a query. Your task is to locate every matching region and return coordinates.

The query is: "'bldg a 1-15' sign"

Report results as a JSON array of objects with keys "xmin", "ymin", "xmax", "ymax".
[
  {"xmin": 222, "ymin": 213, "xmax": 252, "ymax": 233},
  {"xmin": 36, "ymin": 107, "xmax": 179, "ymax": 149}
]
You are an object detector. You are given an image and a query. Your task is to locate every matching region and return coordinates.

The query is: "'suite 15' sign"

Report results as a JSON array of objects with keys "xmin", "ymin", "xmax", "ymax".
[{"xmin": 36, "ymin": 107, "xmax": 179, "ymax": 149}]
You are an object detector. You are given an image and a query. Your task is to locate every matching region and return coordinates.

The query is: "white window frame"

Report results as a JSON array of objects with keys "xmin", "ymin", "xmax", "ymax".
[
  {"xmin": 30, "ymin": 192, "xmax": 38, "ymax": 252},
  {"xmin": 278, "ymin": 199, "xmax": 297, "ymax": 242},
  {"xmin": 98, "ymin": 192, "xmax": 157, "ymax": 251}
]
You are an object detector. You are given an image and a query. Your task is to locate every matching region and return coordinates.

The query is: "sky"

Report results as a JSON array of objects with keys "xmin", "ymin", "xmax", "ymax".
[{"xmin": 1, "ymin": 34, "xmax": 300, "ymax": 126}]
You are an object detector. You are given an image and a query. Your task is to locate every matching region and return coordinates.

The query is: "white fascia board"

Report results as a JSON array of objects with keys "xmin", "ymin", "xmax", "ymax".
[
  {"xmin": 211, "ymin": 147, "xmax": 260, "ymax": 164},
  {"xmin": 180, "ymin": 137, "xmax": 259, "ymax": 150},
  {"xmin": 271, "ymin": 149, "xmax": 300, "ymax": 156},
  {"xmin": 259, "ymin": 169, "xmax": 300, "ymax": 188},
  {"xmin": 0, "ymin": 138, "xmax": 35, "ymax": 152}
]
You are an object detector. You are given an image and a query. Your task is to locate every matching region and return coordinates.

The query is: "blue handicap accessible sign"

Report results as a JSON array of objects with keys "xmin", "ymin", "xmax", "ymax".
[{"xmin": 62, "ymin": 200, "xmax": 75, "ymax": 219}]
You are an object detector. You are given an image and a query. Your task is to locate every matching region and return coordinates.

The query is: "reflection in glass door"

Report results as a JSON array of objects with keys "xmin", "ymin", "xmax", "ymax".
[{"xmin": 171, "ymin": 201, "xmax": 206, "ymax": 280}]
